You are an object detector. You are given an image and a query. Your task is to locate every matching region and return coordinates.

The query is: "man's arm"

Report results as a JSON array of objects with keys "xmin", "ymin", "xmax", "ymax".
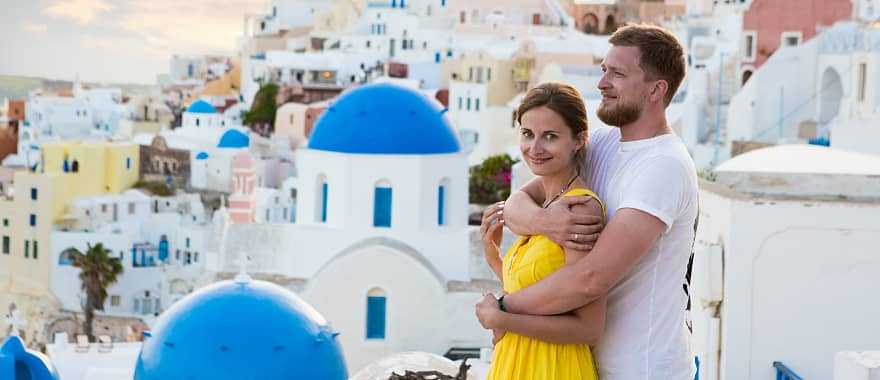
[
  {"xmin": 504, "ymin": 208, "xmax": 667, "ymax": 315},
  {"xmin": 504, "ymin": 178, "xmax": 603, "ymax": 251}
]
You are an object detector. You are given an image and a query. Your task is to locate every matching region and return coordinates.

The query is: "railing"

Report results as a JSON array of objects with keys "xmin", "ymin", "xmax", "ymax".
[{"xmin": 773, "ymin": 361, "xmax": 804, "ymax": 380}]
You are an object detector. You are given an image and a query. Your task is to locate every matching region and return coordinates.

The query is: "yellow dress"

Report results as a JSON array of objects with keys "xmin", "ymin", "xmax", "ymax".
[{"xmin": 486, "ymin": 188, "xmax": 603, "ymax": 380}]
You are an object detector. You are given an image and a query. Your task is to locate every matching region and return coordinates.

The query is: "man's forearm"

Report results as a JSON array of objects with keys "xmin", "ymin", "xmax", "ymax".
[
  {"xmin": 504, "ymin": 259, "xmax": 605, "ymax": 315},
  {"xmin": 503, "ymin": 190, "xmax": 546, "ymax": 236}
]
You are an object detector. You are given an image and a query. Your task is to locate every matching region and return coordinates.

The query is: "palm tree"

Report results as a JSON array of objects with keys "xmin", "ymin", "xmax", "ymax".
[{"xmin": 68, "ymin": 243, "xmax": 124, "ymax": 341}]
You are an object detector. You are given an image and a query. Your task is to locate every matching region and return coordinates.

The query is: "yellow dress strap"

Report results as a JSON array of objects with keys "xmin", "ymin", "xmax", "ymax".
[{"xmin": 563, "ymin": 188, "xmax": 606, "ymax": 221}]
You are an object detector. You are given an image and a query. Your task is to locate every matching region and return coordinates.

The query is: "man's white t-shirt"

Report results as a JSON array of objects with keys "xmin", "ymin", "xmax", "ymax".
[{"xmin": 581, "ymin": 126, "xmax": 699, "ymax": 380}]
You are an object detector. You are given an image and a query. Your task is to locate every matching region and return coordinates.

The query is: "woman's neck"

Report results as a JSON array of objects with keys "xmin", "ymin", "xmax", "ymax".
[{"xmin": 540, "ymin": 166, "xmax": 579, "ymax": 205}]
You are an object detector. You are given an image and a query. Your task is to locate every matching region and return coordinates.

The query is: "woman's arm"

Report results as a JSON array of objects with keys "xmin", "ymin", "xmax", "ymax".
[{"xmin": 495, "ymin": 296, "xmax": 607, "ymax": 345}]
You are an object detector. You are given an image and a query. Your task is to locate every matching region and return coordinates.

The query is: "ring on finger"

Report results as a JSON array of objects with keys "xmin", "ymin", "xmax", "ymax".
[{"xmin": 574, "ymin": 233, "xmax": 580, "ymax": 242}]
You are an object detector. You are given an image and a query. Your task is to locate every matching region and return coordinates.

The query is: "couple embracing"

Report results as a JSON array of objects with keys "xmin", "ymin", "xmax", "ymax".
[{"xmin": 475, "ymin": 24, "xmax": 699, "ymax": 380}]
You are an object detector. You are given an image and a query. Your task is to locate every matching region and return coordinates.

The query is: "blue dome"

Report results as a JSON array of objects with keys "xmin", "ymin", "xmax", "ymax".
[
  {"xmin": 196, "ymin": 152, "xmax": 209, "ymax": 160},
  {"xmin": 0, "ymin": 335, "xmax": 60, "ymax": 380},
  {"xmin": 308, "ymin": 83, "xmax": 460, "ymax": 154},
  {"xmin": 217, "ymin": 130, "xmax": 249, "ymax": 148},
  {"xmin": 134, "ymin": 279, "xmax": 347, "ymax": 380},
  {"xmin": 187, "ymin": 100, "xmax": 218, "ymax": 114}
]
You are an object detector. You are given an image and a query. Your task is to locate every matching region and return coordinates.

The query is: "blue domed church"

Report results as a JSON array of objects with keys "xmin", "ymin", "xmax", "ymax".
[{"xmin": 206, "ymin": 83, "xmax": 487, "ymax": 372}]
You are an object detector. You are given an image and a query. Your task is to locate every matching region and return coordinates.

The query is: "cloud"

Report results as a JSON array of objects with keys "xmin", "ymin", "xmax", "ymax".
[
  {"xmin": 114, "ymin": 0, "xmax": 268, "ymax": 54},
  {"xmin": 45, "ymin": 0, "xmax": 113, "ymax": 25},
  {"xmin": 23, "ymin": 23, "xmax": 48, "ymax": 33}
]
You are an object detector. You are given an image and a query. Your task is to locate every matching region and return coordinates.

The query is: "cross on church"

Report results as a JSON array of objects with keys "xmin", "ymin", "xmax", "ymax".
[{"xmin": 234, "ymin": 250, "xmax": 252, "ymax": 284}]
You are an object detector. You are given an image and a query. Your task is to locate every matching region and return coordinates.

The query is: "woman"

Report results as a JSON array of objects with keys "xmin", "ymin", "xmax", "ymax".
[{"xmin": 480, "ymin": 82, "xmax": 607, "ymax": 380}]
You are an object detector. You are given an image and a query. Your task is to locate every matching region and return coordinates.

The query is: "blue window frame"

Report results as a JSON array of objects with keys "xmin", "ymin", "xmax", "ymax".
[
  {"xmin": 29, "ymin": 214, "xmax": 36, "ymax": 227},
  {"xmin": 438, "ymin": 185, "xmax": 446, "ymax": 225},
  {"xmin": 126, "ymin": 157, "xmax": 132, "ymax": 170},
  {"xmin": 321, "ymin": 182, "xmax": 329, "ymax": 222},
  {"xmin": 366, "ymin": 295, "xmax": 387, "ymax": 339},
  {"xmin": 373, "ymin": 187, "xmax": 392, "ymax": 227}
]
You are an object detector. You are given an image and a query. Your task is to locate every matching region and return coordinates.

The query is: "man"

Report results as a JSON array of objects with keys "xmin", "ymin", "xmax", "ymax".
[{"xmin": 476, "ymin": 24, "xmax": 699, "ymax": 379}]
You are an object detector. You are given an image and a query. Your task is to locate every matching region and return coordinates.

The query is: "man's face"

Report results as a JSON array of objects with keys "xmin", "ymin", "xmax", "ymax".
[{"xmin": 597, "ymin": 45, "xmax": 653, "ymax": 127}]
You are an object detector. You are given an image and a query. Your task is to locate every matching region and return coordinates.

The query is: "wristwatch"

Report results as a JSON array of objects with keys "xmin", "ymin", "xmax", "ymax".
[{"xmin": 497, "ymin": 294, "xmax": 507, "ymax": 312}]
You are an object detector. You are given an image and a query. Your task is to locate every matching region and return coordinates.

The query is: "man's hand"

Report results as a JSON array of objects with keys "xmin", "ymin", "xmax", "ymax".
[
  {"xmin": 475, "ymin": 293, "xmax": 503, "ymax": 330},
  {"xmin": 545, "ymin": 196, "xmax": 604, "ymax": 251}
]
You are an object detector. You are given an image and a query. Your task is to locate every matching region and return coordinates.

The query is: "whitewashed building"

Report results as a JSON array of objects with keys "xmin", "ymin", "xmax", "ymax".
[
  {"xmin": 201, "ymin": 84, "xmax": 492, "ymax": 373},
  {"xmin": 691, "ymin": 144, "xmax": 880, "ymax": 380},
  {"xmin": 50, "ymin": 190, "xmax": 211, "ymax": 320}
]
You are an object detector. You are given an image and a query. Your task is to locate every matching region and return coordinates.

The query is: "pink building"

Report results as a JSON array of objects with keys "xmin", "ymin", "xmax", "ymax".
[
  {"xmin": 740, "ymin": 0, "xmax": 851, "ymax": 85},
  {"xmin": 228, "ymin": 151, "xmax": 257, "ymax": 224}
]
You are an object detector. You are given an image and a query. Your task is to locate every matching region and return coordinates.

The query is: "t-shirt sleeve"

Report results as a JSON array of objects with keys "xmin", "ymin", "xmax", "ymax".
[{"xmin": 617, "ymin": 157, "xmax": 690, "ymax": 233}]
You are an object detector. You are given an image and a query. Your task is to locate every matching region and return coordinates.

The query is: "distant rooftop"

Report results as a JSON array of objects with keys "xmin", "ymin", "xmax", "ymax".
[
  {"xmin": 712, "ymin": 145, "xmax": 880, "ymax": 201},
  {"xmin": 716, "ymin": 144, "xmax": 880, "ymax": 176}
]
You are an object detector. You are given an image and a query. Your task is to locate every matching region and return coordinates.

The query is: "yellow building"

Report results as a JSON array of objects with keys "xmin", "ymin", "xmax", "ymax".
[
  {"xmin": 40, "ymin": 141, "xmax": 140, "ymax": 196},
  {"xmin": 0, "ymin": 140, "xmax": 139, "ymax": 346}
]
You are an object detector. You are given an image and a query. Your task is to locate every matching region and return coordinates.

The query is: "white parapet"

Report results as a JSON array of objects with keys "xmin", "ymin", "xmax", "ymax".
[{"xmin": 834, "ymin": 351, "xmax": 880, "ymax": 380}]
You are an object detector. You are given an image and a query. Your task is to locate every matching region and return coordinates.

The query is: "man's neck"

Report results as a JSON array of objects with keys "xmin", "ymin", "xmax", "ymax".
[{"xmin": 619, "ymin": 111, "xmax": 672, "ymax": 142}]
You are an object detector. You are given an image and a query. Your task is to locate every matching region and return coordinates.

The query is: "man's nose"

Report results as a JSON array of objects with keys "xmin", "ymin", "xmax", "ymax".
[{"xmin": 597, "ymin": 74, "xmax": 610, "ymax": 91}]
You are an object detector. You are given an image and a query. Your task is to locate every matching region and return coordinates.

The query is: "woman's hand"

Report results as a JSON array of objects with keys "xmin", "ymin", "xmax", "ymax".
[
  {"xmin": 480, "ymin": 201, "xmax": 505, "ymax": 250},
  {"xmin": 545, "ymin": 197, "xmax": 604, "ymax": 251},
  {"xmin": 476, "ymin": 293, "xmax": 503, "ymax": 330}
]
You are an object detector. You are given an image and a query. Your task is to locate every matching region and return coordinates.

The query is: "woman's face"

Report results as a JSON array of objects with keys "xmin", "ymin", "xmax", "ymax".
[{"xmin": 519, "ymin": 106, "xmax": 584, "ymax": 177}]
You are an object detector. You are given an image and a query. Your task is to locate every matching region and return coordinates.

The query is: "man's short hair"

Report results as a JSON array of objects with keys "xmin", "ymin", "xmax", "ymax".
[{"xmin": 609, "ymin": 24, "xmax": 686, "ymax": 106}]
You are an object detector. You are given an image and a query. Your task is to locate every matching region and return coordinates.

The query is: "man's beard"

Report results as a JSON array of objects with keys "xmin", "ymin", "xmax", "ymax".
[{"xmin": 597, "ymin": 98, "xmax": 642, "ymax": 127}]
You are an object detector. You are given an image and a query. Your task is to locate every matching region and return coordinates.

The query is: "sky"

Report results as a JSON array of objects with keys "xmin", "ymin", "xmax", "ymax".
[{"xmin": 0, "ymin": 0, "xmax": 269, "ymax": 85}]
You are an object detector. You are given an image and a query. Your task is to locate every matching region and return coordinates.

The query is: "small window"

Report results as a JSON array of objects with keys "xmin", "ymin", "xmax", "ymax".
[
  {"xmin": 111, "ymin": 295, "xmax": 121, "ymax": 306},
  {"xmin": 743, "ymin": 31, "xmax": 757, "ymax": 62},
  {"xmin": 366, "ymin": 288, "xmax": 387, "ymax": 339},
  {"xmin": 457, "ymin": 97, "xmax": 463, "ymax": 110},
  {"xmin": 373, "ymin": 181, "xmax": 392, "ymax": 228},
  {"xmin": 858, "ymin": 62, "xmax": 867, "ymax": 102},
  {"xmin": 475, "ymin": 98, "xmax": 480, "ymax": 111},
  {"xmin": 31, "ymin": 188, "xmax": 38, "ymax": 200},
  {"xmin": 186, "ymin": 238, "xmax": 191, "ymax": 248},
  {"xmin": 129, "ymin": 202, "xmax": 136, "ymax": 214},
  {"xmin": 487, "ymin": 67, "xmax": 492, "ymax": 81},
  {"xmin": 33, "ymin": 241, "xmax": 38, "ymax": 259},
  {"xmin": 29, "ymin": 214, "xmax": 36, "ymax": 227},
  {"xmin": 2, "ymin": 236, "xmax": 9, "ymax": 254},
  {"xmin": 2, "ymin": 219, "xmax": 7, "ymax": 227},
  {"xmin": 466, "ymin": 97, "xmax": 471, "ymax": 111},
  {"xmin": 126, "ymin": 157, "xmax": 132, "ymax": 170},
  {"xmin": 24, "ymin": 240, "xmax": 30, "ymax": 258},
  {"xmin": 438, "ymin": 184, "xmax": 447, "ymax": 226}
]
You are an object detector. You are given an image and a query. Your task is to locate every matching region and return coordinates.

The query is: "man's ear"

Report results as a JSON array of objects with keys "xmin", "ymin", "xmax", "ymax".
[{"xmin": 651, "ymin": 80, "xmax": 669, "ymax": 103}]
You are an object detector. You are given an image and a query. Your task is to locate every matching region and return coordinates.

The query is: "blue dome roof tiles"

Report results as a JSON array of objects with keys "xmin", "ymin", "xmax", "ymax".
[
  {"xmin": 134, "ymin": 280, "xmax": 347, "ymax": 380},
  {"xmin": 308, "ymin": 83, "xmax": 460, "ymax": 155},
  {"xmin": 187, "ymin": 100, "xmax": 218, "ymax": 114},
  {"xmin": 217, "ymin": 129, "xmax": 250, "ymax": 148}
]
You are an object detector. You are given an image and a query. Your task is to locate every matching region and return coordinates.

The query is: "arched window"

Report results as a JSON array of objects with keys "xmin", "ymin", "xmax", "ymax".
[
  {"xmin": 315, "ymin": 175, "xmax": 328, "ymax": 223},
  {"xmin": 59, "ymin": 248, "xmax": 77, "ymax": 266},
  {"xmin": 366, "ymin": 288, "xmax": 387, "ymax": 339},
  {"xmin": 373, "ymin": 180, "xmax": 392, "ymax": 228},
  {"xmin": 438, "ymin": 178, "xmax": 450, "ymax": 226}
]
